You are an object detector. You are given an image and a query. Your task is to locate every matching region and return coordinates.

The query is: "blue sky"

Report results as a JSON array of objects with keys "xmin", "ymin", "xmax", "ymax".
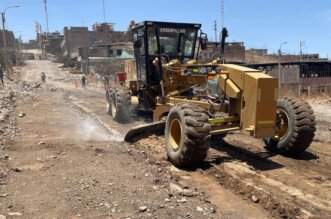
[{"xmin": 1, "ymin": 0, "xmax": 330, "ymax": 58}]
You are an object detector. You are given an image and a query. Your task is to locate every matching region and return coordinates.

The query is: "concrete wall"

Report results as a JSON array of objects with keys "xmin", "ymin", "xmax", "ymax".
[
  {"xmin": 81, "ymin": 58, "xmax": 132, "ymax": 76},
  {"xmin": 268, "ymin": 65, "xmax": 300, "ymax": 84}
]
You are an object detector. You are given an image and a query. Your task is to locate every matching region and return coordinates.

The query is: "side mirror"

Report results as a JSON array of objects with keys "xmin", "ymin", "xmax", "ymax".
[{"xmin": 200, "ymin": 33, "xmax": 208, "ymax": 50}]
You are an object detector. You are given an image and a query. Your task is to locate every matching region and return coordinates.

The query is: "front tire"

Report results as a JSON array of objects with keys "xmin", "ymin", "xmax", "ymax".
[
  {"xmin": 165, "ymin": 104, "xmax": 211, "ymax": 167},
  {"xmin": 111, "ymin": 88, "xmax": 132, "ymax": 123},
  {"xmin": 264, "ymin": 97, "xmax": 316, "ymax": 156}
]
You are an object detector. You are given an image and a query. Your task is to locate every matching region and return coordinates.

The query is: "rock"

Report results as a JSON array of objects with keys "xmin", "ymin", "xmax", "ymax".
[
  {"xmin": 138, "ymin": 206, "xmax": 147, "ymax": 212},
  {"xmin": 38, "ymin": 141, "xmax": 45, "ymax": 145},
  {"xmin": 18, "ymin": 112, "xmax": 25, "ymax": 117},
  {"xmin": 251, "ymin": 195, "xmax": 259, "ymax": 203},
  {"xmin": 49, "ymin": 87, "xmax": 57, "ymax": 92},
  {"xmin": 180, "ymin": 176, "xmax": 191, "ymax": 180},
  {"xmin": 169, "ymin": 165, "xmax": 182, "ymax": 173},
  {"xmin": 13, "ymin": 167, "xmax": 22, "ymax": 172},
  {"xmin": 177, "ymin": 197, "xmax": 187, "ymax": 203},
  {"xmin": 8, "ymin": 212, "xmax": 22, "ymax": 216},
  {"xmin": 208, "ymin": 207, "xmax": 216, "ymax": 213},
  {"xmin": 169, "ymin": 182, "xmax": 183, "ymax": 195},
  {"xmin": 33, "ymin": 83, "xmax": 42, "ymax": 89},
  {"xmin": 0, "ymin": 215, "xmax": 6, "ymax": 219},
  {"xmin": 182, "ymin": 189, "xmax": 195, "ymax": 197},
  {"xmin": 196, "ymin": 206, "xmax": 203, "ymax": 212},
  {"xmin": 329, "ymin": 127, "xmax": 331, "ymax": 131}
]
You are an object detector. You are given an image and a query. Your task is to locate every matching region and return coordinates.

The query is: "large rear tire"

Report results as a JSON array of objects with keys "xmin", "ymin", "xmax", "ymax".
[
  {"xmin": 111, "ymin": 88, "xmax": 132, "ymax": 123},
  {"xmin": 264, "ymin": 97, "xmax": 316, "ymax": 156},
  {"xmin": 165, "ymin": 104, "xmax": 211, "ymax": 167}
]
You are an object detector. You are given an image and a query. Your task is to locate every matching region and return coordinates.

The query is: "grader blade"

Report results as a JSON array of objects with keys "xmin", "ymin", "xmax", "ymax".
[{"xmin": 124, "ymin": 121, "xmax": 165, "ymax": 142}]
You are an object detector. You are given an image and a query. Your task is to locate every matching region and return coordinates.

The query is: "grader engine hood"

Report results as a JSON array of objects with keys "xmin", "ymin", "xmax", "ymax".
[{"xmin": 220, "ymin": 64, "xmax": 278, "ymax": 138}]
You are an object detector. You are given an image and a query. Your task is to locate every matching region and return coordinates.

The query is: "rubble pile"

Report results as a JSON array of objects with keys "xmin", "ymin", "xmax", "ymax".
[
  {"xmin": 0, "ymin": 77, "xmax": 42, "ymax": 148},
  {"xmin": 0, "ymin": 81, "xmax": 19, "ymax": 147}
]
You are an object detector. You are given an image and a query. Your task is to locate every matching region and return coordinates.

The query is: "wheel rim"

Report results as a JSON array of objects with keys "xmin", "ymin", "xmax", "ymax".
[
  {"xmin": 275, "ymin": 108, "xmax": 289, "ymax": 140},
  {"xmin": 169, "ymin": 119, "xmax": 182, "ymax": 151},
  {"xmin": 111, "ymin": 94, "xmax": 117, "ymax": 116}
]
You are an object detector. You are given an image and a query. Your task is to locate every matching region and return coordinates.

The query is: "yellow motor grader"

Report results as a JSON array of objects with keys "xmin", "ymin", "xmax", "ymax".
[{"xmin": 106, "ymin": 21, "xmax": 316, "ymax": 167}]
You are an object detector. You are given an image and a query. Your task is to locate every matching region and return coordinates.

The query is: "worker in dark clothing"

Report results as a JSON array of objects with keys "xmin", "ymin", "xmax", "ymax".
[
  {"xmin": 0, "ymin": 65, "xmax": 4, "ymax": 87},
  {"xmin": 41, "ymin": 72, "xmax": 46, "ymax": 83},
  {"xmin": 81, "ymin": 75, "xmax": 87, "ymax": 89},
  {"xmin": 103, "ymin": 76, "xmax": 109, "ymax": 90}
]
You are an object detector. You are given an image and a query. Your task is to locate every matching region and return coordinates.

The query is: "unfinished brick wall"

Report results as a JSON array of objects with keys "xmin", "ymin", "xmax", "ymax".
[
  {"xmin": 0, "ymin": 30, "xmax": 15, "ymax": 48},
  {"xmin": 199, "ymin": 42, "xmax": 245, "ymax": 63},
  {"xmin": 246, "ymin": 53, "xmax": 320, "ymax": 64}
]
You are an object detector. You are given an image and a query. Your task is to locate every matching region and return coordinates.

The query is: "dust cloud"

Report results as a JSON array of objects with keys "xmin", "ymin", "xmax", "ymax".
[{"xmin": 73, "ymin": 117, "xmax": 122, "ymax": 142}]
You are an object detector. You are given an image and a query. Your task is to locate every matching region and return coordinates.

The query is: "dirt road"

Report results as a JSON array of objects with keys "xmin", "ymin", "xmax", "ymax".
[{"xmin": 1, "ymin": 59, "xmax": 330, "ymax": 218}]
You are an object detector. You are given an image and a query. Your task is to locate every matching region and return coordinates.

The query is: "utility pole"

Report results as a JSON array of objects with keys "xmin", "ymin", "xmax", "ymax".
[
  {"xmin": 300, "ymin": 41, "xmax": 305, "ymax": 62},
  {"xmin": 14, "ymin": 31, "xmax": 22, "ymax": 69},
  {"xmin": 221, "ymin": 0, "xmax": 224, "ymax": 30},
  {"xmin": 213, "ymin": 20, "xmax": 217, "ymax": 43},
  {"xmin": 43, "ymin": 0, "xmax": 49, "ymax": 34},
  {"xmin": 278, "ymin": 42, "xmax": 288, "ymax": 88},
  {"xmin": 1, "ymin": 12, "xmax": 7, "ymax": 70},
  {"xmin": 102, "ymin": 0, "xmax": 106, "ymax": 23},
  {"xmin": 1, "ymin": 5, "xmax": 20, "ymax": 71}
]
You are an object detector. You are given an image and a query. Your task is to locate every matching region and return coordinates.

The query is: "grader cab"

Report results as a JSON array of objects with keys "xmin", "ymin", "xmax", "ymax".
[{"xmin": 106, "ymin": 21, "xmax": 316, "ymax": 167}]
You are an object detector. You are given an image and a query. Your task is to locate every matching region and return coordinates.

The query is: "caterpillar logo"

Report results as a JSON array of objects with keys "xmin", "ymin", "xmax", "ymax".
[{"xmin": 160, "ymin": 28, "xmax": 186, "ymax": 33}]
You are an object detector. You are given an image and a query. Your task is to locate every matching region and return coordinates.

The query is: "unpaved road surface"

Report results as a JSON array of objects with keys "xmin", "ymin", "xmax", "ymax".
[{"xmin": 1, "ymin": 59, "xmax": 331, "ymax": 218}]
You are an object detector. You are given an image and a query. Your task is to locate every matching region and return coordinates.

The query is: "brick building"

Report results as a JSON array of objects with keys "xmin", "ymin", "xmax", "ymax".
[
  {"xmin": 248, "ymin": 61, "xmax": 331, "ymax": 94},
  {"xmin": 245, "ymin": 49, "xmax": 320, "ymax": 64},
  {"xmin": 43, "ymin": 32, "xmax": 64, "ymax": 56},
  {"xmin": 61, "ymin": 23, "xmax": 129, "ymax": 58},
  {"xmin": 62, "ymin": 27, "xmax": 89, "ymax": 58},
  {"xmin": 79, "ymin": 42, "xmax": 133, "ymax": 74},
  {"xmin": 0, "ymin": 30, "xmax": 15, "ymax": 48},
  {"xmin": 199, "ymin": 42, "xmax": 245, "ymax": 63}
]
